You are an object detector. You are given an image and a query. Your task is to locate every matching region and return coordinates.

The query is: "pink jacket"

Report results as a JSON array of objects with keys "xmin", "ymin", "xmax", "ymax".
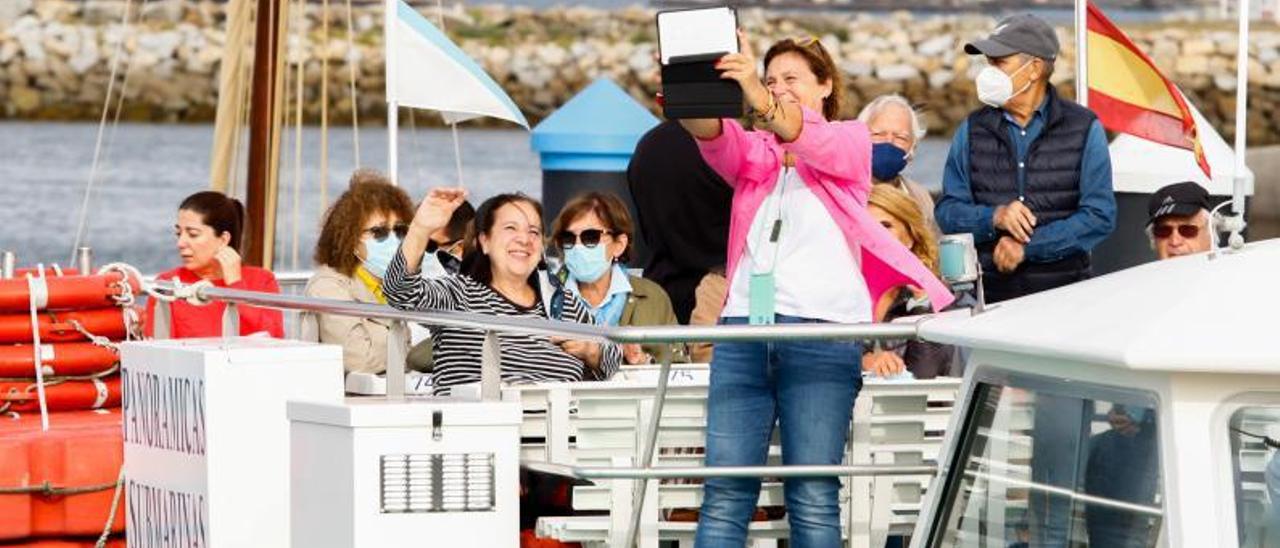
[{"xmin": 696, "ymin": 108, "xmax": 956, "ymax": 314}]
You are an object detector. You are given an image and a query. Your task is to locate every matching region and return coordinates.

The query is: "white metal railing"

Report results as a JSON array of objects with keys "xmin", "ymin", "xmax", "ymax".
[{"xmin": 149, "ymin": 280, "xmax": 931, "ymax": 546}]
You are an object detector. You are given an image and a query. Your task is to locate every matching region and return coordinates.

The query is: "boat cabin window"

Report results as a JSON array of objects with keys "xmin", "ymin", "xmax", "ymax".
[
  {"xmin": 926, "ymin": 374, "xmax": 1163, "ymax": 547},
  {"xmin": 1229, "ymin": 406, "xmax": 1280, "ymax": 547}
]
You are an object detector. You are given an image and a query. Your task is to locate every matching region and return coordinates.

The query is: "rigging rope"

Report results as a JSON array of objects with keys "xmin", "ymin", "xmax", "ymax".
[
  {"xmin": 94, "ymin": 467, "xmax": 126, "ymax": 548},
  {"xmin": 320, "ymin": 0, "xmax": 331, "ymax": 209},
  {"xmin": 345, "ymin": 0, "xmax": 361, "ymax": 166},
  {"xmin": 69, "ymin": 0, "xmax": 138, "ymax": 264},
  {"xmin": 291, "ymin": 0, "xmax": 306, "ymax": 272}
]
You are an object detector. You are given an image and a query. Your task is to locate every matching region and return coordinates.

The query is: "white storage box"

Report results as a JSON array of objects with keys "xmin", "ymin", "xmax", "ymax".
[
  {"xmin": 289, "ymin": 397, "xmax": 522, "ymax": 548},
  {"xmin": 121, "ymin": 337, "xmax": 344, "ymax": 547}
]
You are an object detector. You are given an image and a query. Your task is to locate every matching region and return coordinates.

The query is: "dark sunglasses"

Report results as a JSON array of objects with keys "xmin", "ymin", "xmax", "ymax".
[
  {"xmin": 1152, "ymin": 224, "xmax": 1200, "ymax": 239},
  {"xmin": 363, "ymin": 223, "xmax": 409, "ymax": 242},
  {"xmin": 556, "ymin": 229, "xmax": 614, "ymax": 249}
]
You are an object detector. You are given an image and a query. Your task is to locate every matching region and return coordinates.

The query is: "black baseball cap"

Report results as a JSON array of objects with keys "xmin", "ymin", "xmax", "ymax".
[
  {"xmin": 964, "ymin": 14, "xmax": 1060, "ymax": 61},
  {"xmin": 1147, "ymin": 182, "xmax": 1210, "ymax": 226}
]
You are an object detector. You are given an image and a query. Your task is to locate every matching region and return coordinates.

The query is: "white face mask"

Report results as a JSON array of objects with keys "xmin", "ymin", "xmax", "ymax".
[{"xmin": 975, "ymin": 59, "xmax": 1034, "ymax": 108}]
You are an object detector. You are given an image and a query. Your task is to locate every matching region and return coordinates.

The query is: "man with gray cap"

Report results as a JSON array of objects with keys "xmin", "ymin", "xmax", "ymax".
[{"xmin": 936, "ymin": 13, "xmax": 1116, "ymax": 304}]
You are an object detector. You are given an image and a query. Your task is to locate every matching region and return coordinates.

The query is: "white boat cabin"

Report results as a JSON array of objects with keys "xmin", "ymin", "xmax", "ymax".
[{"xmin": 913, "ymin": 239, "xmax": 1280, "ymax": 547}]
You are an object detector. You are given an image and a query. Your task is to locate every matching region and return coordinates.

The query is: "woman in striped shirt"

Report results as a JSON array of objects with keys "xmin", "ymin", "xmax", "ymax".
[{"xmin": 383, "ymin": 188, "xmax": 621, "ymax": 393}]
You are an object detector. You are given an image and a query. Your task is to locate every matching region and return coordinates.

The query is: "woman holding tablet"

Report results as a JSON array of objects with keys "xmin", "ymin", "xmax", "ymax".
[{"xmin": 678, "ymin": 31, "xmax": 954, "ymax": 546}]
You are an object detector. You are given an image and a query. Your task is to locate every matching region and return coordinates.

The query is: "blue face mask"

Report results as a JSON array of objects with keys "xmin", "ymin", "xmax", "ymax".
[
  {"xmin": 871, "ymin": 142, "xmax": 910, "ymax": 182},
  {"xmin": 358, "ymin": 235, "xmax": 401, "ymax": 279},
  {"xmin": 563, "ymin": 244, "xmax": 611, "ymax": 283}
]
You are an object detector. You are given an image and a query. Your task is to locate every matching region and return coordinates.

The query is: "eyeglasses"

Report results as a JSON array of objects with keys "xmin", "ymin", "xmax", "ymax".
[
  {"xmin": 869, "ymin": 129, "xmax": 914, "ymax": 150},
  {"xmin": 1152, "ymin": 224, "xmax": 1201, "ymax": 239},
  {"xmin": 363, "ymin": 223, "xmax": 409, "ymax": 242},
  {"xmin": 556, "ymin": 229, "xmax": 614, "ymax": 249}
]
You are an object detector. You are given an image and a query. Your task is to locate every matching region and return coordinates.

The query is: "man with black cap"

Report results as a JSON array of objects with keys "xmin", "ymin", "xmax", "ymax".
[
  {"xmin": 936, "ymin": 13, "xmax": 1116, "ymax": 303},
  {"xmin": 1147, "ymin": 181, "xmax": 1213, "ymax": 259}
]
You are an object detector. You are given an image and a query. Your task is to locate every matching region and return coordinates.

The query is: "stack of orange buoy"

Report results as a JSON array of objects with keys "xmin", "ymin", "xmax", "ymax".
[{"xmin": 0, "ymin": 266, "xmax": 140, "ymax": 548}]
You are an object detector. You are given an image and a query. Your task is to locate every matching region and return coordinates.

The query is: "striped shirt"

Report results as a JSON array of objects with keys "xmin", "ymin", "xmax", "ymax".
[{"xmin": 384, "ymin": 250, "xmax": 621, "ymax": 393}]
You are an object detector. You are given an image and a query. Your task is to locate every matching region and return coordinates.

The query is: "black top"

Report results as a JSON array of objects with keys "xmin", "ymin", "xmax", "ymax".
[{"xmin": 626, "ymin": 120, "xmax": 733, "ymax": 323}]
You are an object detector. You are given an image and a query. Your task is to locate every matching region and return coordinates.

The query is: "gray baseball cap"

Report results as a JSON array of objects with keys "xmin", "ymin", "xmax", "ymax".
[{"xmin": 964, "ymin": 14, "xmax": 1060, "ymax": 61}]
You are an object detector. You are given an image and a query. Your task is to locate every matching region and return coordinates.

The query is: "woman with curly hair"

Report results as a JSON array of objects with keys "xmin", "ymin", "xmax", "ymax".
[{"xmin": 304, "ymin": 170, "xmax": 418, "ymax": 374}]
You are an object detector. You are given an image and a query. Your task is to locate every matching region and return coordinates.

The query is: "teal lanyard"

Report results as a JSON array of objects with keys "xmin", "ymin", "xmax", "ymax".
[
  {"xmin": 751, "ymin": 168, "xmax": 792, "ymax": 275},
  {"xmin": 748, "ymin": 168, "xmax": 792, "ymax": 325}
]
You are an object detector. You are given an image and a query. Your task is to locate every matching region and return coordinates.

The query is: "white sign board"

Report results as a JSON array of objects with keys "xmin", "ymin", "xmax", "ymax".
[{"xmin": 122, "ymin": 337, "xmax": 343, "ymax": 547}]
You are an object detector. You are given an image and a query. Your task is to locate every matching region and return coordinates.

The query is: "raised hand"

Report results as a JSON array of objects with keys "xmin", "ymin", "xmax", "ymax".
[
  {"xmin": 411, "ymin": 187, "xmax": 469, "ymax": 237},
  {"xmin": 716, "ymin": 30, "xmax": 771, "ymax": 115},
  {"xmin": 213, "ymin": 246, "xmax": 243, "ymax": 285}
]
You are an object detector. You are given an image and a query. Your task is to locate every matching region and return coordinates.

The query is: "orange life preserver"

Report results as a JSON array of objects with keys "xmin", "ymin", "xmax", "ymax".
[
  {"xmin": 0, "ymin": 343, "xmax": 118, "ymax": 379},
  {"xmin": 0, "ymin": 539, "xmax": 126, "ymax": 548},
  {"xmin": 0, "ymin": 409, "xmax": 125, "ymax": 541},
  {"xmin": 11, "ymin": 267, "xmax": 81, "ymax": 278},
  {"xmin": 0, "ymin": 273, "xmax": 139, "ymax": 313},
  {"xmin": 0, "ymin": 308, "xmax": 131, "ymax": 345},
  {"xmin": 0, "ymin": 376, "xmax": 121, "ymax": 413}
]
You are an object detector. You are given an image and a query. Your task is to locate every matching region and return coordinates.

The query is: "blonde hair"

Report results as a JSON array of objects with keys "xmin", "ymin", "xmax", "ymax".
[{"xmin": 868, "ymin": 185, "xmax": 939, "ymax": 275}]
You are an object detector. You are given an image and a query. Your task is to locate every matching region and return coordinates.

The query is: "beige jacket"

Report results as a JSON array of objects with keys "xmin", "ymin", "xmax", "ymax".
[{"xmin": 304, "ymin": 265, "xmax": 407, "ymax": 374}]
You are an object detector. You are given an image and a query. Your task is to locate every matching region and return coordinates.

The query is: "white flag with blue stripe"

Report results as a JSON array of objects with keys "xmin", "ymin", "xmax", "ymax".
[{"xmin": 385, "ymin": 0, "xmax": 528, "ymax": 128}]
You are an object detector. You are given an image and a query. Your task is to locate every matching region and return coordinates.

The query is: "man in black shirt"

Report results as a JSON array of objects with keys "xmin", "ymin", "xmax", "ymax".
[{"xmin": 627, "ymin": 120, "xmax": 733, "ymax": 327}]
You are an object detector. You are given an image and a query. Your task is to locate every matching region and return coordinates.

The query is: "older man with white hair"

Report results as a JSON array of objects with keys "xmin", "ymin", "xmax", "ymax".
[
  {"xmin": 857, "ymin": 94, "xmax": 939, "ymax": 235},
  {"xmin": 1146, "ymin": 181, "xmax": 1213, "ymax": 260}
]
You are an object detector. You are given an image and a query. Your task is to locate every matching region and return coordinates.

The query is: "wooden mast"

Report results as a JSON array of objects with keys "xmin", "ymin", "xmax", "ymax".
[{"xmin": 244, "ymin": 0, "xmax": 286, "ymax": 267}]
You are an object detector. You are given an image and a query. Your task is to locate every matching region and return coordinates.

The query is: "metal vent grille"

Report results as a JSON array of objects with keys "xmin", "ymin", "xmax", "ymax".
[{"xmin": 380, "ymin": 453, "xmax": 495, "ymax": 513}]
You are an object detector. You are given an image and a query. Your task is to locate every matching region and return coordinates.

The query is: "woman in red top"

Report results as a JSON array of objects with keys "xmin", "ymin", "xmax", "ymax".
[{"xmin": 144, "ymin": 191, "xmax": 284, "ymax": 338}]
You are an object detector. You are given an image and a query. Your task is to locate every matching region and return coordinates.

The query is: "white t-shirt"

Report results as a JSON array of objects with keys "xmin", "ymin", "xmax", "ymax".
[{"xmin": 723, "ymin": 167, "xmax": 873, "ymax": 324}]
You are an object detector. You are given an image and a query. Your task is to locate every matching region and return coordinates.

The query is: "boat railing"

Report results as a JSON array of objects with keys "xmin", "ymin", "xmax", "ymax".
[{"xmin": 148, "ymin": 280, "xmax": 939, "ymax": 547}]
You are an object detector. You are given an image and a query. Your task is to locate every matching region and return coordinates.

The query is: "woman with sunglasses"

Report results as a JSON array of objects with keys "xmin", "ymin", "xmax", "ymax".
[
  {"xmin": 863, "ymin": 185, "xmax": 960, "ymax": 380},
  {"xmin": 144, "ymin": 190, "xmax": 284, "ymax": 338},
  {"xmin": 305, "ymin": 171, "xmax": 430, "ymax": 374},
  {"xmin": 382, "ymin": 188, "xmax": 621, "ymax": 394},
  {"xmin": 678, "ymin": 31, "xmax": 955, "ymax": 546},
  {"xmin": 549, "ymin": 191, "xmax": 682, "ymax": 365}
]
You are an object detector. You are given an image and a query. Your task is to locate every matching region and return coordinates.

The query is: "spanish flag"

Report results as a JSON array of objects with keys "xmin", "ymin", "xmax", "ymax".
[{"xmin": 1086, "ymin": 2, "xmax": 1210, "ymax": 177}]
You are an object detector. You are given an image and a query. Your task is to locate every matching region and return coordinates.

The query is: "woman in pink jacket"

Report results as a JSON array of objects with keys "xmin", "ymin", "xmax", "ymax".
[{"xmin": 679, "ymin": 32, "xmax": 954, "ymax": 547}]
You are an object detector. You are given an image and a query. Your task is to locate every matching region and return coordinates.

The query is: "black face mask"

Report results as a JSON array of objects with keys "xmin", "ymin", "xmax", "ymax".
[
  {"xmin": 427, "ymin": 240, "xmax": 464, "ymax": 275},
  {"xmin": 436, "ymin": 250, "xmax": 462, "ymax": 275}
]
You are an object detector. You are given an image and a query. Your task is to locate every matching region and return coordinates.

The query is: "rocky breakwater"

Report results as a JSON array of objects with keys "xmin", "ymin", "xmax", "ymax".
[{"xmin": 1, "ymin": 1, "xmax": 1279, "ymax": 145}]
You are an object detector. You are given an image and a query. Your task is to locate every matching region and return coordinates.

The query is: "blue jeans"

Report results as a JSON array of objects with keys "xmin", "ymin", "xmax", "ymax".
[{"xmin": 695, "ymin": 315, "xmax": 863, "ymax": 548}]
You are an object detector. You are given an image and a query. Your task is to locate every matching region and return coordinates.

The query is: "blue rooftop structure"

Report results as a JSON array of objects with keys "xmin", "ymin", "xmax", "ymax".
[{"xmin": 531, "ymin": 78, "xmax": 660, "ymax": 172}]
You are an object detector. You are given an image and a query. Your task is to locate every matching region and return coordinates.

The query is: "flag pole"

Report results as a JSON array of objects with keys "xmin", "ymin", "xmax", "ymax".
[
  {"xmin": 386, "ymin": 0, "xmax": 399, "ymax": 185},
  {"xmin": 1230, "ymin": 0, "xmax": 1250, "ymax": 247},
  {"xmin": 1076, "ymin": 0, "xmax": 1089, "ymax": 106},
  {"xmin": 434, "ymin": 0, "xmax": 465, "ymax": 189}
]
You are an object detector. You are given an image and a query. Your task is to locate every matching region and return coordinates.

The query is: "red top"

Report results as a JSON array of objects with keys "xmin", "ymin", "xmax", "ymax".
[{"xmin": 144, "ymin": 266, "xmax": 285, "ymax": 339}]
